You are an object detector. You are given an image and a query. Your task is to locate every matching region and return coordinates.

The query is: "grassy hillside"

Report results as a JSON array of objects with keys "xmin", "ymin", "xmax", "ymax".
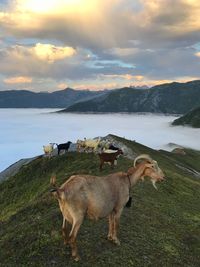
[
  {"xmin": 172, "ymin": 106, "xmax": 200, "ymax": 128},
  {"xmin": 0, "ymin": 136, "xmax": 200, "ymax": 267}
]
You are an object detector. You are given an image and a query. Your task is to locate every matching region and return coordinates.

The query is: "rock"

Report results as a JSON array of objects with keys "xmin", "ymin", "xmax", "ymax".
[
  {"xmin": 171, "ymin": 147, "xmax": 186, "ymax": 155},
  {"xmin": 102, "ymin": 135, "xmax": 137, "ymax": 160}
]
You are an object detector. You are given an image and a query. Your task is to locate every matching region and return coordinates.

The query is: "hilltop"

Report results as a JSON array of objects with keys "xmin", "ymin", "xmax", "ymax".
[
  {"xmin": 0, "ymin": 135, "xmax": 200, "ymax": 266},
  {"xmin": 61, "ymin": 80, "xmax": 200, "ymax": 114},
  {"xmin": 172, "ymin": 106, "xmax": 200, "ymax": 128}
]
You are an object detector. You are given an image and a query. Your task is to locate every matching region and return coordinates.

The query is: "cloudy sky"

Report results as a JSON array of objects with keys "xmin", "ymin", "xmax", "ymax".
[{"xmin": 0, "ymin": 0, "xmax": 200, "ymax": 92}]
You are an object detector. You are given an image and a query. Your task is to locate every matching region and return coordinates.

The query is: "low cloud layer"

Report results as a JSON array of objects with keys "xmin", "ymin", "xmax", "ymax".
[
  {"xmin": 0, "ymin": 109, "xmax": 200, "ymax": 172},
  {"xmin": 0, "ymin": 0, "xmax": 200, "ymax": 91}
]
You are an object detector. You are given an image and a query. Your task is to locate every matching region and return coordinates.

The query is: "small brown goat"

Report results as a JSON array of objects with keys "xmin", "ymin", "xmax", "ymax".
[
  {"xmin": 98, "ymin": 149, "xmax": 123, "ymax": 171},
  {"xmin": 50, "ymin": 154, "xmax": 165, "ymax": 261}
]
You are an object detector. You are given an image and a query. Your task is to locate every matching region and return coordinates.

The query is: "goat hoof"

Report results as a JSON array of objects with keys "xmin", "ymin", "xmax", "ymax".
[
  {"xmin": 113, "ymin": 239, "xmax": 120, "ymax": 246},
  {"xmin": 107, "ymin": 235, "xmax": 113, "ymax": 241},
  {"xmin": 73, "ymin": 255, "xmax": 80, "ymax": 262}
]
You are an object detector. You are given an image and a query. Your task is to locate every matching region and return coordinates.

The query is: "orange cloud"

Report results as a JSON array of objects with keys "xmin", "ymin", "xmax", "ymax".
[
  {"xmin": 133, "ymin": 75, "xmax": 144, "ymax": 81},
  {"xmin": 33, "ymin": 43, "xmax": 76, "ymax": 62},
  {"xmin": 57, "ymin": 83, "xmax": 68, "ymax": 89},
  {"xmin": 135, "ymin": 76, "xmax": 200, "ymax": 87},
  {"xmin": 4, "ymin": 76, "xmax": 32, "ymax": 84},
  {"xmin": 15, "ymin": 0, "xmax": 99, "ymax": 14},
  {"xmin": 73, "ymin": 82, "xmax": 118, "ymax": 91},
  {"xmin": 101, "ymin": 74, "xmax": 144, "ymax": 81}
]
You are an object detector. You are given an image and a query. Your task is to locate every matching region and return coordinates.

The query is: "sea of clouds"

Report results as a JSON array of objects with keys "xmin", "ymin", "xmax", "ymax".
[{"xmin": 0, "ymin": 109, "xmax": 200, "ymax": 172}]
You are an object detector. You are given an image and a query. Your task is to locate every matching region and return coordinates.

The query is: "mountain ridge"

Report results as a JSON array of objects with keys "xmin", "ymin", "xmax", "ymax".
[
  {"xmin": 0, "ymin": 88, "xmax": 107, "ymax": 108},
  {"xmin": 1, "ymin": 80, "xmax": 200, "ymax": 113},
  {"xmin": 61, "ymin": 80, "xmax": 200, "ymax": 114}
]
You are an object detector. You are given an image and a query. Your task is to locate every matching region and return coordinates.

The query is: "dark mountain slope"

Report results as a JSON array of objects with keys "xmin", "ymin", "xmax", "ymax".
[
  {"xmin": 62, "ymin": 80, "xmax": 200, "ymax": 114},
  {"xmin": 172, "ymin": 106, "xmax": 200, "ymax": 128},
  {"xmin": 0, "ymin": 88, "xmax": 106, "ymax": 108}
]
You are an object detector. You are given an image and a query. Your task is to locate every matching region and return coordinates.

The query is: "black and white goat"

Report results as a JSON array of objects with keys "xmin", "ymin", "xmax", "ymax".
[{"xmin": 56, "ymin": 141, "xmax": 72, "ymax": 155}]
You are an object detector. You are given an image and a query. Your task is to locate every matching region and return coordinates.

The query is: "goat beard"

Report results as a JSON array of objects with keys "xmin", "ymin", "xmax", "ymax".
[{"xmin": 151, "ymin": 179, "xmax": 158, "ymax": 190}]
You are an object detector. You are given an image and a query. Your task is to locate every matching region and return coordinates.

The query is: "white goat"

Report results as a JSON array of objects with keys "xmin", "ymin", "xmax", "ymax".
[{"xmin": 43, "ymin": 143, "xmax": 55, "ymax": 157}]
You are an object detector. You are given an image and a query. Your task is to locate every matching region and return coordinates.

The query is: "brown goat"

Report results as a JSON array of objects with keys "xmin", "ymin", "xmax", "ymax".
[
  {"xmin": 98, "ymin": 149, "xmax": 123, "ymax": 171},
  {"xmin": 50, "ymin": 154, "xmax": 165, "ymax": 261}
]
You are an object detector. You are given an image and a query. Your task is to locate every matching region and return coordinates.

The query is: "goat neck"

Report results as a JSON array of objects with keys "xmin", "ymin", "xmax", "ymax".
[{"xmin": 127, "ymin": 162, "xmax": 151, "ymax": 186}]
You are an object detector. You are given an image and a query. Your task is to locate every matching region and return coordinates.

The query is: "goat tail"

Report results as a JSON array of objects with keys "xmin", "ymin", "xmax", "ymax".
[
  {"xmin": 50, "ymin": 174, "xmax": 62, "ymax": 199},
  {"xmin": 50, "ymin": 174, "xmax": 57, "ymax": 186},
  {"xmin": 50, "ymin": 174, "xmax": 59, "ymax": 193}
]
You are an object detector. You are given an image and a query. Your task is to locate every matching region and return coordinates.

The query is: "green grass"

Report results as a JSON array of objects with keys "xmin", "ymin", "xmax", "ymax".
[{"xmin": 0, "ymin": 136, "xmax": 200, "ymax": 267}]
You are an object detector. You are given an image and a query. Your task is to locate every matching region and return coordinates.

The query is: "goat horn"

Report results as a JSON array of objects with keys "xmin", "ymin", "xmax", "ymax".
[{"xmin": 133, "ymin": 154, "xmax": 153, "ymax": 167}]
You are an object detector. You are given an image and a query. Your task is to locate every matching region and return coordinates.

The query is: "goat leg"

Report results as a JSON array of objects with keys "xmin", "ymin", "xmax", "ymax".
[
  {"xmin": 68, "ymin": 218, "xmax": 83, "ymax": 261},
  {"xmin": 107, "ymin": 213, "xmax": 114, "ymax": 241},
  {"xmin": 112, "ymin": 208, "xmax": 123, "ymax": 246},
  {"xmin": 62, "ymin": 218, "xmax": 70, "ymax": 245},
  {"xmin": 99, "ymin": 161, "xmax": 104, "ymax": 171},
  {"xmin": 68, "ymin": 238, "xmax": 80, "ymax": 262},
  {"xmin": 111, "ymin": 160, "xmax": 114, "ymax": 169}
]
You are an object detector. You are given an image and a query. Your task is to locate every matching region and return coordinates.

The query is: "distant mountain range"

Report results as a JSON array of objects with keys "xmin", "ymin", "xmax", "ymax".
[
  {"xmin": 172, "ymin": 106, "xmax": 200, "ymax": 128},
  {"xmin": 1, "ymin": 80, "xmax": 200, "ymax": 114},
  {"xmin": 61, "ymin": 80, "xmax": 200, "ymax": 114},
  {"xmin": 0, "ymin": 88, "xmax": 106, "ymax": 108}
]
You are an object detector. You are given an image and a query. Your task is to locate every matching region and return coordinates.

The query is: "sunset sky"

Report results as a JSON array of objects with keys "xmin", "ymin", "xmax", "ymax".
[{"xmin": 0, "ymin": 0, "xmax": 200, "ymax": 92}]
